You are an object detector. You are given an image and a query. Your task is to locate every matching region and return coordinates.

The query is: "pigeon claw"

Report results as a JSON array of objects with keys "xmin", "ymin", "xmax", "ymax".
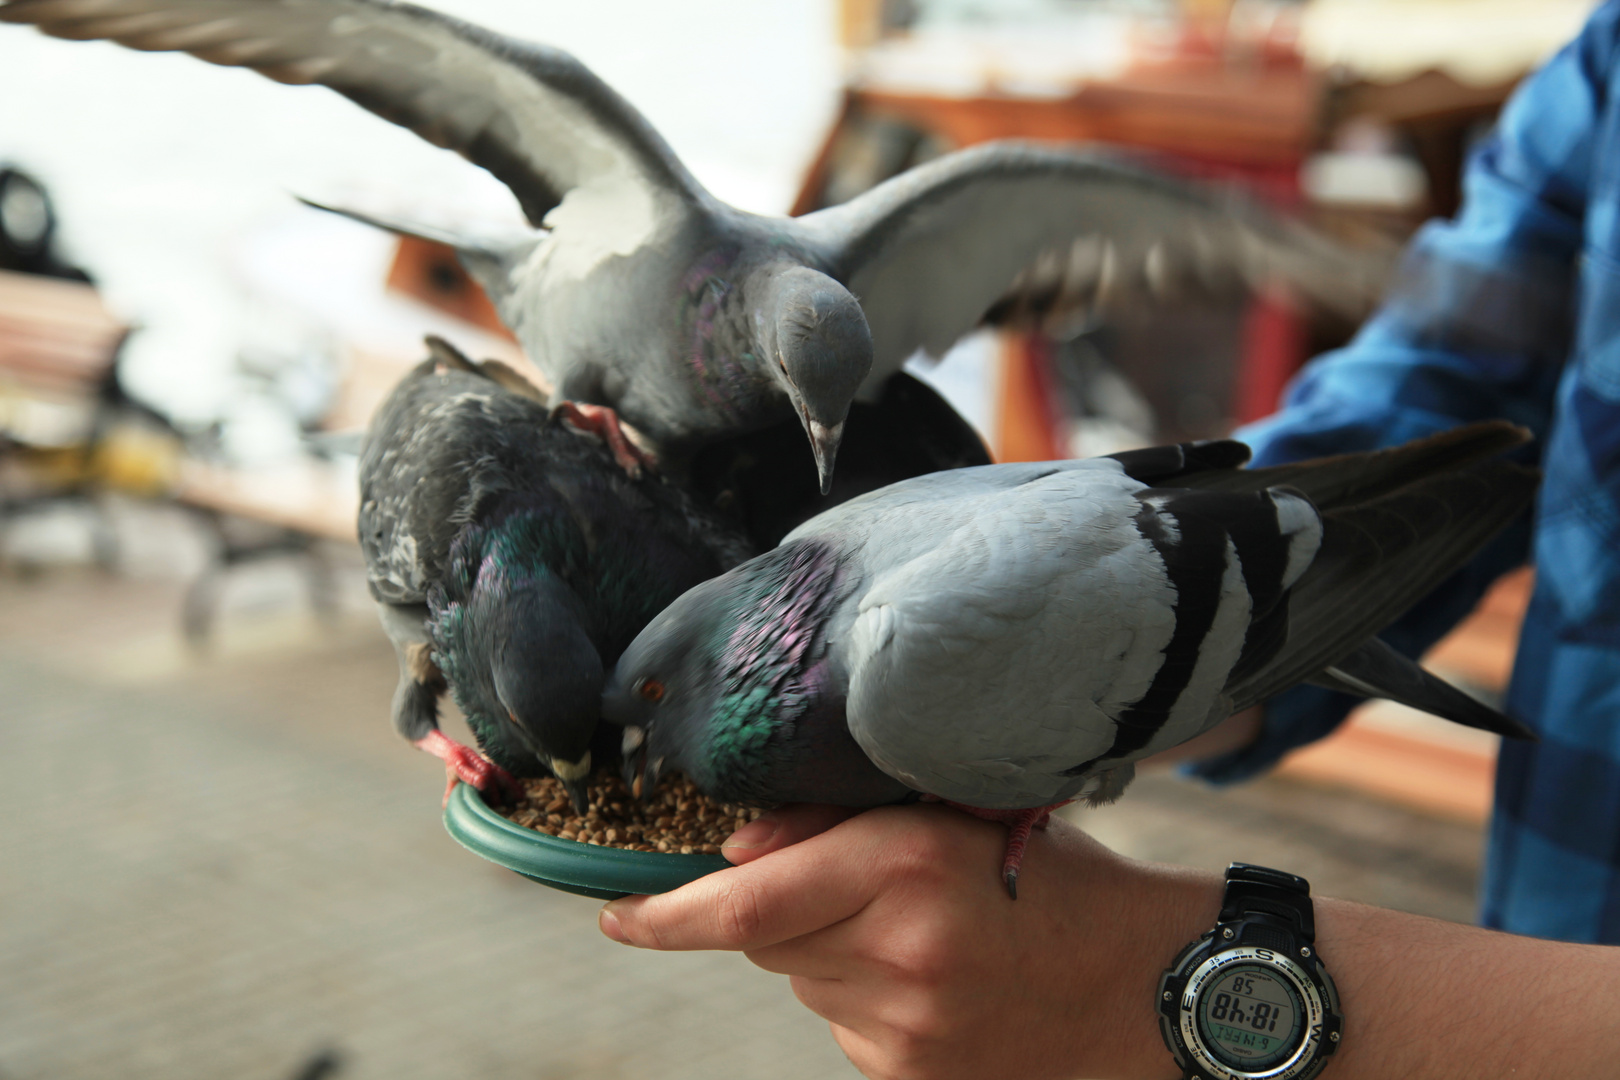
[
  {"xmin": 552, "ymin": 401, "xmax": 656, "ymax": 479},
  {"xmin": 941, "ymin": 800, "xmax": 1070, "ymax": 900},
  {"xmin": 414, "ymin": 730, "xmax": 521, "ymax": 808}
]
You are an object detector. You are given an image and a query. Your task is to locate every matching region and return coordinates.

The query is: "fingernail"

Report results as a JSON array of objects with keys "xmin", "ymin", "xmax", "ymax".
[
  {"xmin": 599, "ymin": 904, "xmax": 629, "ymax": 944},
  {"xmin": 721, "ymin": 813, "xmax": 781, "ymax": 851}
]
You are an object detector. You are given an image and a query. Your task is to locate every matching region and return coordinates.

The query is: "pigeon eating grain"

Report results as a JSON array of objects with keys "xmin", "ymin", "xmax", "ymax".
[
  {"xmin": 361, "ymin": 338, "xmax": 752, "ymax": 809},
  {"xmin": 603, "ymin": 422, "xmax": 1539, "ymax": 896}
]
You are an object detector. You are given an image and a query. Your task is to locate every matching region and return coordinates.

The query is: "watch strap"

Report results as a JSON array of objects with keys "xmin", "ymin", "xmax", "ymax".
[{"xmin": 1219, "ymin": 861, "xmax": 1316, "ymax": 945}]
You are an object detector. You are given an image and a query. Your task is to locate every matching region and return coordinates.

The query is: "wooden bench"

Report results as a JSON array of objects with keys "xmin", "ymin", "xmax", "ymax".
[
  {"xmin": 0, "ymin": 267, "xmax": 135, "ymax": 564},
  {"xmin": 0, "ymin": 263, "xmax": 370, "ymax": 632},
  {"xmin": 170, "ymin": 341, "xmax": 401, "ymax": 644}
]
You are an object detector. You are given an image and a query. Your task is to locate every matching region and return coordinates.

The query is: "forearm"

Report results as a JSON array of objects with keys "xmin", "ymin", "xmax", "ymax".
[
  {"xmin": 1309, "ymin": 896, "xmax": 1620, "ymax": 1079},
  {"xmin": 1110, "ymin": 855, "xmax": 1620, "ymax": 1080}
]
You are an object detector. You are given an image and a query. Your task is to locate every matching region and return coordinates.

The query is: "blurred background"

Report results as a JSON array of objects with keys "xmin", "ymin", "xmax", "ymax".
[{"xmin": 0, "ymin": 1, "xmax": 1592, "ymax": 1077}]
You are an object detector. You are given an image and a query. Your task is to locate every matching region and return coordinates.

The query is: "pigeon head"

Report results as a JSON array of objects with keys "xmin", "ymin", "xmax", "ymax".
[
  {"xmin": 430, "ymin": 526, "xmax": 603, "ymax": 813},
  {"xmin": 756, "ymin": 266, "xmax": 872, "ymax": 495},
  {"xmin": 603, "ymin": 540, "xmax": 849, "ymax": 805},
  {"xmin": 600, "ymin": 572, "xmax": 745, "ymax": 801}
]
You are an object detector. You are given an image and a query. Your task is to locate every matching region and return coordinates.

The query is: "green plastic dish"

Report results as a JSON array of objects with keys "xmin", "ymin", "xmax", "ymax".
[{"xmin": 442, "ymin": 782, "xmax": 733, "ymax": 900}]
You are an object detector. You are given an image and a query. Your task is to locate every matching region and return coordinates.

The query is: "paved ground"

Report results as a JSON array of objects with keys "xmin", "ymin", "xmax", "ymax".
[{"xmin": 0, "ymin": 504, "xmax": 1486, "ymax": 1080}]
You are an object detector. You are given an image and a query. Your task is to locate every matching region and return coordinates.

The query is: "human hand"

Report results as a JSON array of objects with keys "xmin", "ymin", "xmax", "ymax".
[{"xmin": 598, "ymin": 803, "xmax": 1220, "ymax": 1080}]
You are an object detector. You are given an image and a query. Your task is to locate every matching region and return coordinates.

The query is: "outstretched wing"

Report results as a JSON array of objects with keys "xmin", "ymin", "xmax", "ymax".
[
  {"xmin": 0, "ymin": 0, "xmax": 704, "ymax": 226},
  {"xmin": 802, "ymin": 142, "xmax": 1392, "ymax": 394}
]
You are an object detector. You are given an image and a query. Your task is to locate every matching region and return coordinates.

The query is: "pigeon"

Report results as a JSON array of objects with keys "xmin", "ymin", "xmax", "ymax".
[
  {"xmin": 602, "ymin": 422, "xmax": 1539, "ymax": 896},
  {"xmin": 0, "ymin": 0, "xmax": 1389, "ymax": 491},
  {"xmin": 360, "ymin": 337, "xmax": 752, "ymax": 810}
]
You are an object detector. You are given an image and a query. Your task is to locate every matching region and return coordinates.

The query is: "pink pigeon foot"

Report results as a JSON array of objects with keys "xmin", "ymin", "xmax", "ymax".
[
  {"xmin": 942, "ymin": 800, "xmax": 1073, "ymax": 899},
  {"xmin": 413, "ymin": 729, "xmax": 521, "ymax": 807},
  {"xmin": 552, "ymin": 401, "xmax": 656, "ymax": 478}
]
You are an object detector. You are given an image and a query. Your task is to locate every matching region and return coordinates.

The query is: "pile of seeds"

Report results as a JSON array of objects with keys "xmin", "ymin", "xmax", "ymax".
[{"xmin": 503, "ymin": 771, "xmax": 765, "ymax": 854}]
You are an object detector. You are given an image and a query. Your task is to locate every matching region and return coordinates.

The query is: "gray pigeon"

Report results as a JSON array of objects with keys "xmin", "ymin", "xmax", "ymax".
[
  {"xmin": 361, "ymin": 337, "xmax": 752, "ymax": 810},
  {"xmin": 0, "ymin": 0, "xmax": 1388, "ymax": 490},
  {"xmin": 602, "ymin": 422, "xmax": 1538, "ymax": 895}
]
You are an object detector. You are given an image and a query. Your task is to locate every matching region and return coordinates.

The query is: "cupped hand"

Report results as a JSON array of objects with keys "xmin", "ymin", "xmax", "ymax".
[{"xmin": 599, "ymin": 803, "xmax": 1219, "ymax": 1080}]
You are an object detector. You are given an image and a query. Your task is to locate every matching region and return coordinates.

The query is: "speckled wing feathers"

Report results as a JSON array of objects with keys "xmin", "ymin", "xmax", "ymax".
[{"xmin": 359, "ymin": 354, "xmax": 751, "ymax": 608}]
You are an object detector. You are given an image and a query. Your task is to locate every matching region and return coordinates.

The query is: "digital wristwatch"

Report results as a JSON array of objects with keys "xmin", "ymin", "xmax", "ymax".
[{"xmin": 1158, "ymin": 863, "xmax": 1343, "ymax": 1080}]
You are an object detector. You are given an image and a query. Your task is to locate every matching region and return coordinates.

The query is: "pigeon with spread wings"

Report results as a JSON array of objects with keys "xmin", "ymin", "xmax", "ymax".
[{"xmin": 0, "ymin": 0, "xmax": 1388, "ymax": 491}]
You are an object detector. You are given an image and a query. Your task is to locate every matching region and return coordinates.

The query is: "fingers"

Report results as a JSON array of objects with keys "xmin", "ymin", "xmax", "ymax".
[
  {"xmin": 745, "ymin": 914, "xmax": 868, "ymax": 980},
  {"xmin": 600, "ymin": 802, "xmax": 1019, "ymax": 957},
  {"xmin": 796, "ymin": 978, "xmax": 930, "ymax": 1073},
  {"xmin": 600, "ymin": 811, "xmax": 888, "ymax": 952},
  {"xmin": 722, "ymin": 804, "xmax": 864, "ymax": 865}
]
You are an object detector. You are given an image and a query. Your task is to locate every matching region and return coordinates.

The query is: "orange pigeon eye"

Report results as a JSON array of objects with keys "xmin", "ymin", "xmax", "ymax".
[{"xmin": 639, "ymin": 679, "xmax": 666, "ymax": 703}]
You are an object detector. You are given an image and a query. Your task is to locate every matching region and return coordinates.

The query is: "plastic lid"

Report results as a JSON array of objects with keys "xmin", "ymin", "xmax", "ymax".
[{"xmin": 442, "ymin": 782, "xmax": 733, "ymax": 900}]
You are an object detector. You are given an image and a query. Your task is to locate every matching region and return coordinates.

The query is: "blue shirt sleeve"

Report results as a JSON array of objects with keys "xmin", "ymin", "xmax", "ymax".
[{"xmin": 1188, "ymin": 6, "xmax": 1617, "ymax": 783}]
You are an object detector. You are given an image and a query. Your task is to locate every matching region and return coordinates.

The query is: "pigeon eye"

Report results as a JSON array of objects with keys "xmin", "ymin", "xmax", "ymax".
[{"xmin": 638, "ymin": 678, "xmax": 666, "ymax": 703}]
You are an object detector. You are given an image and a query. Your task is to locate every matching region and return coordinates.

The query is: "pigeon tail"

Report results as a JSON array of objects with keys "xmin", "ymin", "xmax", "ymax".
[
  {"xmin": 1310, "ymin": 637, "xmax": 1537, "ymax": 741},
  {"xmin": 1225, "ymin": 439, "xmax": 1539, "ymax": 714}
]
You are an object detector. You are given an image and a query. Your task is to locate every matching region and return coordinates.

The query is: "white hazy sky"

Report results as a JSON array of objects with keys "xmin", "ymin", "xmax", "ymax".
[{"xmin": 0, "ymin": 1, "xmax": 845, "ymax": 423}]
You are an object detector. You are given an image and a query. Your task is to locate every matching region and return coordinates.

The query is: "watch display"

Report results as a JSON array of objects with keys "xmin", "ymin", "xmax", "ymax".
[{"xmin": 1195, "ymin": 963, "xmax": 1306, "ymax": 1070}]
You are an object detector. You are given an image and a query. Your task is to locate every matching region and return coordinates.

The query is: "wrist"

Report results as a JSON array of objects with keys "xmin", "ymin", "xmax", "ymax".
[
  {"xmin": 1158, "ymin": 865, "xmax": 1344, "ymax": 1080},
  {"xmin": 1070, "ymin": 843, "xmax": 1225, "ymax": 1079}
]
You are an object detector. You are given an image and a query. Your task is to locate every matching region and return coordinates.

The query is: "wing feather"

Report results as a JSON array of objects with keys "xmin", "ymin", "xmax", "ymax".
[
  {"xmin": 0, "ymin": 0, "xmax": 703, "ymax": 225},
  {"xmin": 802, "ymin": 142, "xmax": 1391, "ymax": 392},
  {"xmin": 837, "ymin": 469, "xmax": 1182, "ymax": 808},
  {"xmin": 1227, "ymin": 457, "xmax": 1538, "ymax": 710}
]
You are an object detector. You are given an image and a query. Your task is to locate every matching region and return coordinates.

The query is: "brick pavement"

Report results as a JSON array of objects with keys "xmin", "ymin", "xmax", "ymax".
[
  {"xmin": 0, "ymin": 566, "xmax": 858, "ymax": 1080},
  {"xmin": 0, "ymin": 546, "xmax": 1482, "ymax": 1080}
]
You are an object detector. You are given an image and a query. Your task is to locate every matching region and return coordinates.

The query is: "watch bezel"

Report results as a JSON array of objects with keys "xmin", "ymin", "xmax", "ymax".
[{"xmin": 1172, "ymin": 946, "xmax": 1332, "ymax": 1080}]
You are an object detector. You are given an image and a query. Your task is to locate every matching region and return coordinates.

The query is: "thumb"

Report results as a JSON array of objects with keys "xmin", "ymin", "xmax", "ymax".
[{"xmin": 722, "ymin": 804, "xmax": 864, "ymax": 865}]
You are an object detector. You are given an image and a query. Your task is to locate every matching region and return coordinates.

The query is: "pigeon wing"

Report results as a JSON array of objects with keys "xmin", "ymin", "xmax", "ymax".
[
  {"xmin": 836, "ymin": 468, "xmax": 1315, "ymax": 808},
  {"xmin": 1149, "ymin": 421, "xmax": 1530, "ymax": 506},
  {"xmin": 802, "ymin": 142, "xmax": 1391, "ymax": 396},
  {"xmin": 1225, "ymin": 454, "xmax": 1538, "ymax": 712},
  {"xmin": 0, "ymin": 0, "xmax": 704, "ymax": 226},
  {"xmin": 358, "ymin": 342, "xmax": 557, "ymax": 604},
  {"xmin": 1103, "ymin": 423, "xmax": 1540, "ymax": 733}
]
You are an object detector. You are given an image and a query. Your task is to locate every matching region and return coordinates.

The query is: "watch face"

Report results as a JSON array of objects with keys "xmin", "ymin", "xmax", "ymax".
[{"xmin": 1195, "ymin": 963, "xmax": 1306, "ymax": 1071}]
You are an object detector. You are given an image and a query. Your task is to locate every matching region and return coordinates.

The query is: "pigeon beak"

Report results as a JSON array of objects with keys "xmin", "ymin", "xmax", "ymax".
[
  {"xmin": 621, "ymin": 726, "xmax": 653, "ymax": 801},
  {"xmin": 624, "ymin": 749, "xmax": 663, "ymax": 803},
  {"xmin": 548, "ymin": 752, "xmax": 592, "ymax": 815},
  {"xmin": 805, "ymin": 417, "xmax": 844, "ymax": 496},
  {"xmin": 621, "ymin": 725, "xmax": 645, "ymax": 756}
]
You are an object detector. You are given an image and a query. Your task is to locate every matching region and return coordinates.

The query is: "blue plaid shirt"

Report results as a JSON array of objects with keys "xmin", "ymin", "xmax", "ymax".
[{"xmin": 1190, "ymin": 2, "xmax": 1620, "ymax": 944}]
